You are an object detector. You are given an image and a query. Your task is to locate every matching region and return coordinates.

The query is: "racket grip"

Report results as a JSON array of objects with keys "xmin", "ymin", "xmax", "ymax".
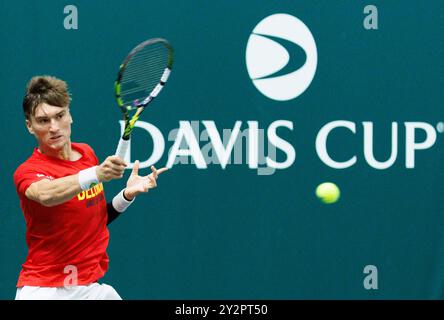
[{"xmin": 115, "ymin": 137, "xmax": 130, "ymax": 160}]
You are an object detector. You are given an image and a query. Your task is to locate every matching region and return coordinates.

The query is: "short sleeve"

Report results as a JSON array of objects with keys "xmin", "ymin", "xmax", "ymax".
[{"xmin": 13, "ymin": 166, "xmax": 53, "ymax": 196}]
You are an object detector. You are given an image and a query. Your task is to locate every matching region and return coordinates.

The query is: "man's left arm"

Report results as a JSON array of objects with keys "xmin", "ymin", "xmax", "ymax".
[{"xmin": 106, "ymin": 160, "xmax": 168, "ymax": 225}]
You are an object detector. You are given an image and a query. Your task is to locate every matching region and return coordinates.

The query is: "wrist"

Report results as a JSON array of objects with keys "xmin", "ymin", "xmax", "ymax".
[
  {"xmin": 123, "ymin": 189, "xmax": 134, "ymax": 201},
  {"xmin": 112, "ymin": 189, "xmax": 135, "ymax": 213},
  {"xmin": 95, "ymin": 166, "xmax": 104, "ymax": 182},
  {"xmin": 78, "ymin": 166, "xmax": 99, "ymax": 190}
]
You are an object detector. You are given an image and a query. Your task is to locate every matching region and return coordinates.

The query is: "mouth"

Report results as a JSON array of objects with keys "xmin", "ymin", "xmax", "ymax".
[{"xmin": 50, "ymin": 135, "xmax": 63, "ymax": 141}]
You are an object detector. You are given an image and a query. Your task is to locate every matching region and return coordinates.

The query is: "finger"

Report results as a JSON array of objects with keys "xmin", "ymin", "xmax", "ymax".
[
  {"xmin": 147, "ymin": 175, "xmax": 157, "ymax": 188},
  {"xmin": 151, "ymin": 166, "xmax": 158, "ymax": 179},
  {"xmin": 109, "ymin": 163, "xmax": 126, "ymax": 172},
  {"xmin": 112, "ymin": 173, "xmax": 124, "ymax": 179},
  {"xmin": 156, "ymin": 167, "xmax": 169, "ymax": 175},
  {"xmin": 132, "ymin": 160, "xmax": 140, "ymax": 176},
  {"xmin": 109, "ymin": 155, "xmax": 127, "ymax": 167},
  {"xmin": 110, "ymin": 168, "xmax": 125, "ymax": 177}
]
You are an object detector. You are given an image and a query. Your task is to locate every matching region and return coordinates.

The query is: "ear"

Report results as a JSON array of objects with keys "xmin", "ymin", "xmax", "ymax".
[{"xmin": 26, "ymin": 119, "xmax": 34, "ymax": 135}]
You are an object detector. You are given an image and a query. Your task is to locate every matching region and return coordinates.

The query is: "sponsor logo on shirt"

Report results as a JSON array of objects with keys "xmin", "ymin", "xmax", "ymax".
[
  {"xmin": 77, "ymin": 183, "xmax": 105, "ymax": 207},
  {"xmin": 36, "ymin": 173, "xmax": 55, "ymax": 180}
]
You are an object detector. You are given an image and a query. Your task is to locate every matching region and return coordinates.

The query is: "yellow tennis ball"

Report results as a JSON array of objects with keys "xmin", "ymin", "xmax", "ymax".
[{"xmin": 316, "ymin": 182, "xmax": 340, "ymax": 204}]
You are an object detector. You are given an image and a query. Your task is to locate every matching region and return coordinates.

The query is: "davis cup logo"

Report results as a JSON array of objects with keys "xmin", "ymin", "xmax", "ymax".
[{"xmin": 246, "ymin": 14, "xmax": 318, "ymax": 101}]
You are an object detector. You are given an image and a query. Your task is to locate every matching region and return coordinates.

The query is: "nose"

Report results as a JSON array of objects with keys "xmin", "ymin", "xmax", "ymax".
[{"xmin": 49, "ymin": 118, "xmax": 60, "ymax": 132}]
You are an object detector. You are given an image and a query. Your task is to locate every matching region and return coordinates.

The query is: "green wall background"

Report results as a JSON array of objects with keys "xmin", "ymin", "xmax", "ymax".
[{"xmin": 1, "ymin": 1, "xmax": 443, "ymax": 299}]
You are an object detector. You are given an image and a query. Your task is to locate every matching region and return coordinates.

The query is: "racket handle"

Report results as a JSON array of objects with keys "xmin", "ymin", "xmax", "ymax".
[{"xmin": 115, "ymin": 137, "xmax": 130, "ymax": 160}]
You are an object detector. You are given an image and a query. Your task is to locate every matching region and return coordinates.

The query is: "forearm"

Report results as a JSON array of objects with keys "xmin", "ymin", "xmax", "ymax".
[
  {"xmin": 107, "ymin": 189, "xmax": 135, "ymax": 225},
  {"xmin": 25, "ymin": 156, "xmax": 127, "ymax": 207},
  {"xmin": 27, "ymin": 174, "xmax": 84, "ymax": 207},
  {"xmin": 106, "ymin": 202, "xmax": 121, "ymax": 225}
]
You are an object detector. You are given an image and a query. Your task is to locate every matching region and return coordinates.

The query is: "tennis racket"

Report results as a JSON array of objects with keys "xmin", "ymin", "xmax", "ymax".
[{"xmin": 114, "ymin": 38, "xmax": 174, "ymax": 159}]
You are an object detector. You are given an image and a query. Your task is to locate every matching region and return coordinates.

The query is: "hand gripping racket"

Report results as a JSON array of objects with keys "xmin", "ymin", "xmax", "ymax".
[{"xmin": 114, "ymin": 38, "xmax": 174, "ymax": 159}]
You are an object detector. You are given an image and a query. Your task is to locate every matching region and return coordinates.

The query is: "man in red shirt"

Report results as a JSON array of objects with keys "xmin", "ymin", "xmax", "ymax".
[{"xmin": 13, "ymin": 75, "xmax": 167, "ymax": 300}]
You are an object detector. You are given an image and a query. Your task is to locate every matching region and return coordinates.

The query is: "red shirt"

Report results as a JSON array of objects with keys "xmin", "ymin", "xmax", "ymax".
[{"xmin": 13, "ymin": 142, "xmax": 109, "ymax": 287}]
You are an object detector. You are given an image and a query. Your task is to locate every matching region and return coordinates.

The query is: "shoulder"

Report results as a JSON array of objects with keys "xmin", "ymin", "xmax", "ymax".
[
  {"xmin": 13, "ymin": 156, "xmax": 54, "ymax": 190},
  {"xmin": 13, "ymin": 162, "xmax": 29, "ymax": 181},
  {"xmin": 13, "ymin": 155, "xmax": 42, "ymax": 178}
]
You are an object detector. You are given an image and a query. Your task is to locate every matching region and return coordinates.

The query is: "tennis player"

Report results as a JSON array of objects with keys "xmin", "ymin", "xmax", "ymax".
[{"xmin": 13, "ymin": 76, "xmax": 168, "ymax": 300}]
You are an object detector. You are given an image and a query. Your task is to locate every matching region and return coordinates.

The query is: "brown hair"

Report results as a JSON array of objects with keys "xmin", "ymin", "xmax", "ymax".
[{"xmin": 22, "ymin": 76, "xmax": 71, "ymax": 119}]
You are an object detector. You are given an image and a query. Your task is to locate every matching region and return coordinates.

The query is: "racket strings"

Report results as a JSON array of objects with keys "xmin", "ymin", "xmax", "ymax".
[
  {"xmin": 120, "ymin": 45, "xmax": 169, "ymax": 104},
  {"xmin": 122, "ymin": 53, "xmax": 167, "ymax": 77},
  {"xmin": 124, "ymin": 45, "xmax": 168, "ymax": 78},
  {"xmin": 125, "ymin": 47, "xmax": 168, "ymax": 64},
  {"xmin": 122, "ymin": 63, "xmax": 166, "ymax": 89}
]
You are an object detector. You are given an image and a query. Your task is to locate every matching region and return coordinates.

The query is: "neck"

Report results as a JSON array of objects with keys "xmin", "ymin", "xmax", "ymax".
[{"xmin": 38, "ymin": 141, "xmax": 73, "ymax": 160}]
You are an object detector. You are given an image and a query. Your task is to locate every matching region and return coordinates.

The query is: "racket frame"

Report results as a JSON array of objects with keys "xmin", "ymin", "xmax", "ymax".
[{"xmin": 114, "ymin": 38, "xmax": 173, "ymax": 159}]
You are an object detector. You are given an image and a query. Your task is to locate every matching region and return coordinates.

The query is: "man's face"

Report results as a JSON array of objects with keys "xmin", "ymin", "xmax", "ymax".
[{"xmin": 26, "ymin": 103, "xmax": 73, "ymax": 151}]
